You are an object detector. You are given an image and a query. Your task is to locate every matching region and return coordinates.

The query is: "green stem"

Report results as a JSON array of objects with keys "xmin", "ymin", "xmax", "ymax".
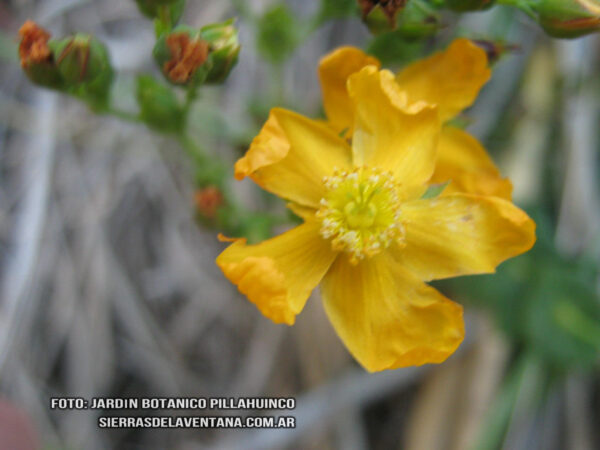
[
  {"xmin": 183, "ymin": 85, "xmax": 199, "ymax": 118},
  {"xmin": 178, "ymin": 133, "xmax": 209, "ymax": 165},
  {"xmin": 155, "ymin": 5, "xmax": 173, "ymax": 38}
]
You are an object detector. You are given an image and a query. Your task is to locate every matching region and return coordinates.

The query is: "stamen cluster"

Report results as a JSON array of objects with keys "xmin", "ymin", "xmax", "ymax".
[{"xmin": 317, "ymin": 167, "xmax": 404, "ymax": 263}]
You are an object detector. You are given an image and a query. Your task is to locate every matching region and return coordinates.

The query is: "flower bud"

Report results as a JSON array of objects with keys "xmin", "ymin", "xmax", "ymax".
[
  {"xmin": 194, "ymin": 186, "xmax": 224, "ymax": 219},
  {"xmin": 533, "ymin": 0, "xmax": 600, "ymax": 38},
  {"xmin": 52, "ymin": 34, "xmax": 113, "ymax": 108},
  {"xmin": 134, "ymin": 0, "xmax": 185, "ymax": 24},
  {"xmin": 200, "ymin": 19, "xmax": 241, "ymax": 83},
  {"xmin": 53, "ymin": 34, "xmax": 111, "ymax": 85},
  {"xmin": 358, "ymin": 0, "xmax": 408, "ymax": 34},
  {"xmin": 153, "ymin": 26, "xmax": 212, "ymax": 86},
  {"xmin": 446, "ymin": 0, "xmax": 495, "ymax": 12},
  {"xmin": 18, "ymin": 20, "xmax": 63, "ymax": 88}
]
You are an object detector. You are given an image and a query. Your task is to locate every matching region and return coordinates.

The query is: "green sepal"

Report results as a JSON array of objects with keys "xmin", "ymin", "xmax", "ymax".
[{"xmin": 21, "ymin": 57, "xmax": 64, "ymax": 90}]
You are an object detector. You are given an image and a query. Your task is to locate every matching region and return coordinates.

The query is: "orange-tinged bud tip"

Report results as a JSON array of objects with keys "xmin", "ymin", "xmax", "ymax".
[
  {"xmin": 18, "ymin": 20, "xmax": 52, "ymax": 68},
  {"xmin": 164, "ymin": 33, "xmax": 209, "ymax": 84},
  {"xmin": 195, "ymin": 186, "xmax": 224, "ymax": 219}
]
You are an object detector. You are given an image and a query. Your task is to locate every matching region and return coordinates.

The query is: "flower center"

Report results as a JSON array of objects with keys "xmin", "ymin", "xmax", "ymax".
[{"xmin": 317, "ymin": 167, "xmax": 404, "ymax": 263}]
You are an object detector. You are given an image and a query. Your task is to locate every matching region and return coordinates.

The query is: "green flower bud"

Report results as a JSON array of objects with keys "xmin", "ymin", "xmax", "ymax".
[
  {"xmin": 200, "ymin": 19, "xmax": 241, "ymax": 83},
  {"xmin": 136, "ymin": 75, "xmax": 185, "ymax": 133},
  {"xmin": 153, "ymin": 26, "xmax": 212, "ymax": 86},
  {"xmin": 533, "ymin": 0, "xmax": 600, "ymax": 38},
  {"xmin": 446, "ymin": 0, "xmax": 495, "ymax": 12},
  {"xmin": 134, "ymin": 0, "xmax": 185, "ymax": 23},
  {"xmin": 358, "ymin": 0, "xmax": 407, "ymax": 35},
  {"xmin": 53, "ymin": 34, "xmax": 111, "ymax": 85},
  {"xmin": 18, "ymin": 21, "xmax": 63, "ymax": 89},
  {"xmin": 51, "ymin": 34, "xmax": 113, "ymax": 108}
]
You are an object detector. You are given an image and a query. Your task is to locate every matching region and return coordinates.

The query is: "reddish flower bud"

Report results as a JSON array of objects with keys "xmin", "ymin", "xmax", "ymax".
[
  {"xmin": 154, "ymin": 26, "xmax": 211, "ymax": 85},
  {"xmin": 195, "ymin": 186, "xmax": 224, "ymax": 219},
  {"xmin": 165, "ymin": 34, "xmax": 209, "ymax": 83},
  {"xmin": 18, "ymin": 20, "xmax": 62, "ymax": 88},
  {"xmin": 19, "ymin": 20, "xmax": 51, "ymax": 68}
]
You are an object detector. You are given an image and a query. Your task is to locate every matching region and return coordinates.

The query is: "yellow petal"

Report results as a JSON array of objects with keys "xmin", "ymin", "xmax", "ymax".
[
  {"xmin": 395, "ymin": 194, "xmax": 536, "ymax": 281},
  {"xmin": 432, "ymin": 126, "xmax": 513, "ymax": 200},
  {"xmin": 286, "ymin": 202, "xmax": 316, "ymax": 221},
  {"xmin": 216, "ymin": 221, "xmax": 337, "ymax": 325},
  {"xmin": 318, "ymin": 46, "xmax": 381, "ymax": 134},
  {"xmin": 396, "ymin": 39, "xmax": 491, "ymax": 123},
  {"xmin": 321, "ymin": 253, "xmax": 464, "ymax": 372},
  {"xmin": 234, "ymin": 108, "xmax": 353, "ymax": 208},
  {"xmin": 348, "ymin": 66, "xmax": 440, "ymax": 199}
]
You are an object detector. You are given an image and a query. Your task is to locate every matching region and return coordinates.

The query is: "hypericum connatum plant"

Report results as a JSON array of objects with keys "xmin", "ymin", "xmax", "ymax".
[{"xmin": 20, "ymin": 0, "xmax": 599, "ymax": 374}]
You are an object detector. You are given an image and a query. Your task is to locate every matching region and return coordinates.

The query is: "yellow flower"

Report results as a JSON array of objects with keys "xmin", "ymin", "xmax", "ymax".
[
  {"xmin": 320, "ymin": 38, "xmax": 513, "ymax": 200},
  {"xmin": 216, "ymin": 41, "xmax": 536, "ymax": 372}
]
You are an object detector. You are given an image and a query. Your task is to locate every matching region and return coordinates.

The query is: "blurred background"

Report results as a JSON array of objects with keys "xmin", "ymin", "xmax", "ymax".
[{"xmin": 1, "ymin": 0, "xmax": 599, "ymax": 449}]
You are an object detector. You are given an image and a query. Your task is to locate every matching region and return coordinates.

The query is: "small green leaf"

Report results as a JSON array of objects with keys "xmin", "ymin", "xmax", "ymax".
[
  {"xmin": 136, "ymin": 75, "xmax": 184, "ymax": 133},
  {"xmin": 135, "ymin": 0, "xmax": 185, "ymax": 26},
  {"xmin": 257, "ymin": 4, "xmax": 299, "ymax": 64}
]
